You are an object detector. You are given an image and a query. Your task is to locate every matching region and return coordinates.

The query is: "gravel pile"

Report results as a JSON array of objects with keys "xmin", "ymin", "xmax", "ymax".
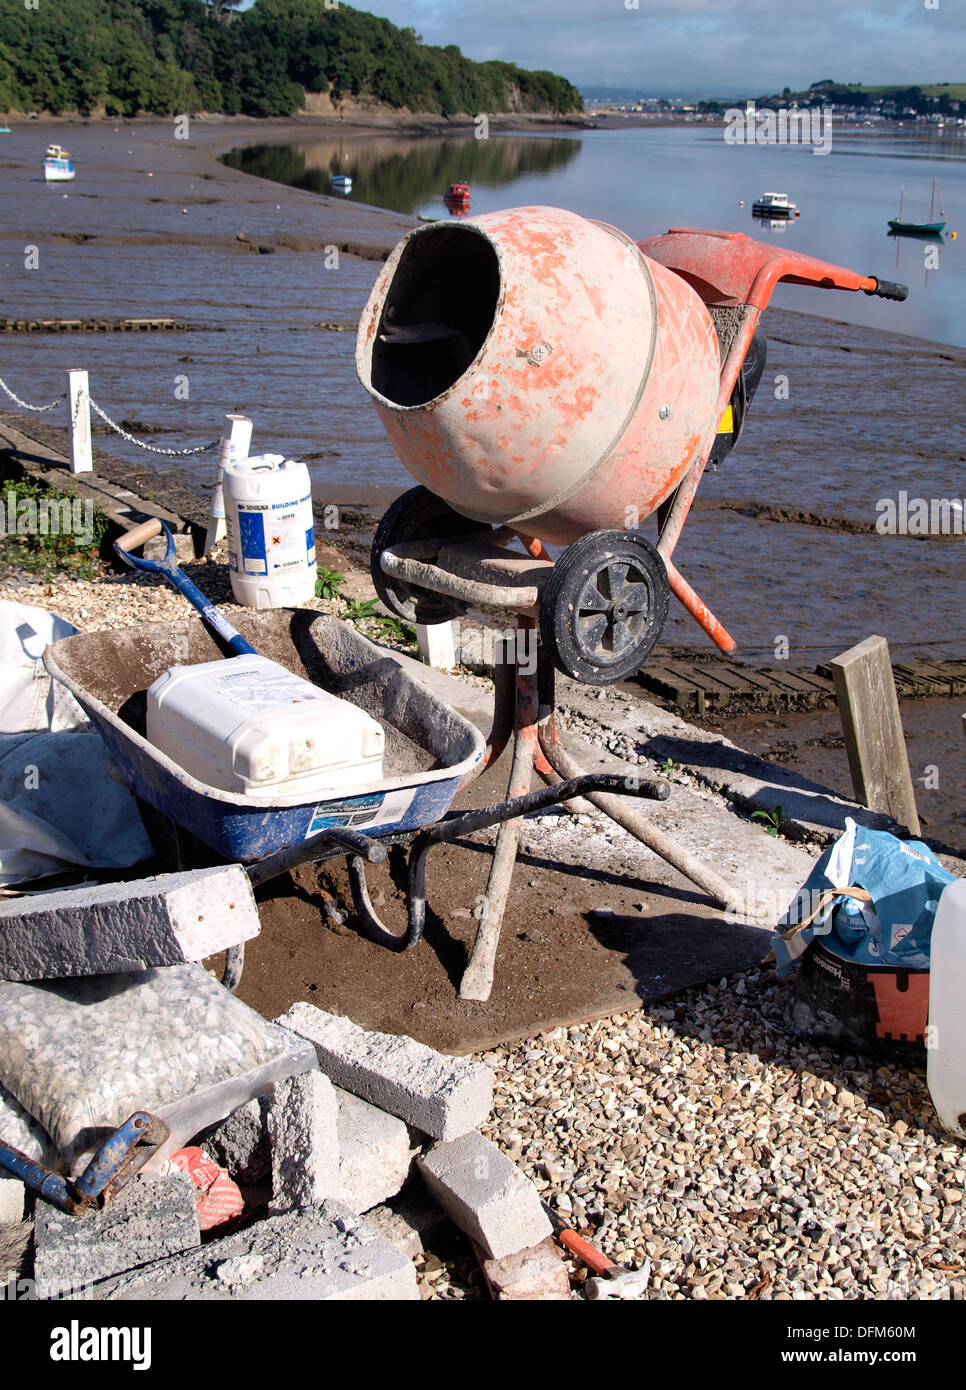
[
  {"xmin": 477, "ymin": 966, "xmax": 965, "ymax": 1301},
  {"xmin": 0, "ymin": 560, "xmax": 346, "ymax": 638}
]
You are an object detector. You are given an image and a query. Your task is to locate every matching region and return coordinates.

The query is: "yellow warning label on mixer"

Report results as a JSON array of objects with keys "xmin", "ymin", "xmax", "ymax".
[{"xmin": 717, "ymin": 405, "xmax": 734, "ymax": 434}]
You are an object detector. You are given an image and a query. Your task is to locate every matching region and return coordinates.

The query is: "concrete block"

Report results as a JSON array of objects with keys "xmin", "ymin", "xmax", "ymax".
[
  {"xmin": 96, "ymin": 1201, "xmax": 419, "ymax": 1301},
  {"xmin": 33, "ymin": 1172, "xmax": 200, "ymax": 1300},
  {"xmin": 336, "ymin": 1088, "xmax": 419, "ymax": 1213},
  {"xmin": 277, "ymin": 1004, "xmax": 492, "ymax": 1141},
  {"xmin": 267, "ymin": 1070, "xmax": 340, "ymax": 1214},
  {"xmin": 204, "ymin": 1096, "xmax": 270, "ymax": 1186},
  {"xmin": 418, "ymin": 1132, "xmax": 552, "ymax": 1261},
  {"xmin": 0, "ymin": 865, "xmax": 260, "ymax": 982},
  {"xmin": 0, "ymin": 1178, "xmax": 25, "ymax": 1224},
  {"xmin": 478, "ymin": 1236, "xmax": 572, "ymax": 1300}
]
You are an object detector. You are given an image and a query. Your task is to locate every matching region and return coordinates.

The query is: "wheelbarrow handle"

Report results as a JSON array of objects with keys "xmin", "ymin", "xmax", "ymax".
[
  {"xmin": 347, "ymin": 771, "xmax": 671, "ymax": 954},
  {"xmin": 114, "ymin": 518, "xmax": 256, "ymax": 657},
  {"xmin": 245, "ymin": 826, "xmax": 388, "ymax": 889},
  {"xmin": 865, "ymin": 277, "xmax": 908, "ymax": 302}
]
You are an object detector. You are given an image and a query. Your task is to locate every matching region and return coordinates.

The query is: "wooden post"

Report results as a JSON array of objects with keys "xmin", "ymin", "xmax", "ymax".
[
  {"xmin": 830, "ymin": 634, "xmax": 921, "ymax": 835},
  {"xmin": 204, "ymin": 413, "xmax": 252, "ymax": 555},
  {"xmin": 416, "ymin": 619, "xmax": 458, "ymax": 670},
  {"xmin": 67, "ymin": 369, "xmax": 92, "ymax": 474}
]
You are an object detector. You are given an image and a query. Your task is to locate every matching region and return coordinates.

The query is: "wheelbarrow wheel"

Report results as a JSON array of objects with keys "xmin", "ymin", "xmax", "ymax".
[
  {"xmin": 370, "ymin": 485, "xmax": 490, "ymax": 625},
  {"xmin": 539, "ymin": 530, "xmax": 669, "ymax": 686}
]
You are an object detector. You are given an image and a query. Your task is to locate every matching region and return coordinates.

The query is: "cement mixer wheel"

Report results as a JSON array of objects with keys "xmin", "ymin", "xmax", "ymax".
[
  {"xmin": 370, "ymin": 486, "xmax": 489, "ymax": 624},
  {"xmin": 540, "ymin": 530, "xmax": 669, "ymax": 686}
]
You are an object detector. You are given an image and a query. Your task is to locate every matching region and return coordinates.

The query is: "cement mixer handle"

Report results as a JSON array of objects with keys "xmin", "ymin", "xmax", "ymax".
[{"xmin": 867, "ymin": 277, "xmax": 908, "ymax": 302}]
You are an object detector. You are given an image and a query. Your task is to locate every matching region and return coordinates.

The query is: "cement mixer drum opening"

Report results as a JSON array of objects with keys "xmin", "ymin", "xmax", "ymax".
[{"xmin": 370, "ymin": 225, "xmax": 500, "ymax": 408}]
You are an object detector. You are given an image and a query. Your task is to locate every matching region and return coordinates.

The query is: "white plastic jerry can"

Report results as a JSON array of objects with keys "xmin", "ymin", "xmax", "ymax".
[
  {"xmin": 223, "ymin": 454, "xmax": 317, "ymax": 609},
  {"xmin": 146, "ymin": 655, "xmax": 385, "ymax": 798},
  {"xmin": 926, "ymin": 878, "xmax": 966, "ymax": 1139}
]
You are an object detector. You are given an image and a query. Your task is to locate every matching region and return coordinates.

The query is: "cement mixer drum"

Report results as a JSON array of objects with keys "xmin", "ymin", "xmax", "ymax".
[{"xmin": 355, "ymin": 205, "xmax": 721, "ymax": 546}]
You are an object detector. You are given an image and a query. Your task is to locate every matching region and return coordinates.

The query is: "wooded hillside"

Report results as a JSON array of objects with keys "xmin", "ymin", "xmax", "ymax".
[{"xmin": 0, "ymin": 0, "xmax": 583, "ymax": 118}]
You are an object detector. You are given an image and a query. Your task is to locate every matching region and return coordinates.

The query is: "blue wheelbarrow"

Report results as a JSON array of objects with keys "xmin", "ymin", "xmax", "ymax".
[{"xmin": 43, "ymin": 520, "xmax": 668, "ymax": 978}]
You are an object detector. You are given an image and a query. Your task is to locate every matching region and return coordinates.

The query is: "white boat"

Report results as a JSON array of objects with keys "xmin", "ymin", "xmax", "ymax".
[
  {"xmin": 330, "ymin": 173, "xmax": 352, "ymax": 194},
  {"xmin": 44, "ymin": 144, "xmax": 75, "ymax": 182},
  {"xmin": 752, "ymin": 191, "xmax": 798, "ymax": 219}
]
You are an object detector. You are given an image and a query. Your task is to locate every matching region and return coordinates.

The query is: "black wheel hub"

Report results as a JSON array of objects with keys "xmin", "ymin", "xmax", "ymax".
[{"xmin": 576, "ymin": 560, "xmax": 653, "ymax": 662}]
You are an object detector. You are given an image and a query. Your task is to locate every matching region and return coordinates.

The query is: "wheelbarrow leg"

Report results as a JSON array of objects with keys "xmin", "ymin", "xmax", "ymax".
[{"xmin": 459, "ymin": 629, "xmax": 538, "ymax": 1002}]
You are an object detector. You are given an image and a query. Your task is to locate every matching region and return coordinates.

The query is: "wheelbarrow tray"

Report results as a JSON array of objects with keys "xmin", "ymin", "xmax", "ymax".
[{"xmin": 44, "ymin": 609, "xmax": 484, "ymax": 863}]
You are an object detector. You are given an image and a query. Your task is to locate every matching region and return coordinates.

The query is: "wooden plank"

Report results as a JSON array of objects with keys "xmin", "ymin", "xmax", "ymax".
[{"xmin": 830, "ymin": 635, "xmax": 921, "ymax": 836}]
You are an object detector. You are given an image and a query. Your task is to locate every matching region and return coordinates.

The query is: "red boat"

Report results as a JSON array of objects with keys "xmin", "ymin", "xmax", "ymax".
[{"xmin": 444, "ymin": 182, "xmax": 470, "ymax": 205}]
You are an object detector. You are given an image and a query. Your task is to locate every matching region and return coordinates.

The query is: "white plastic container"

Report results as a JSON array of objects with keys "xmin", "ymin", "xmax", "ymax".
[
  {"xmin": 223, "ymin": 454, "xmax": 316, "ymax": 609},
  {"xmin": 926, "ymin": 878, "xmax": 966, "ymax": 1138},
  {"xmin": 146, "ymin": 655, "xmax": 385, "ymax": 799}
]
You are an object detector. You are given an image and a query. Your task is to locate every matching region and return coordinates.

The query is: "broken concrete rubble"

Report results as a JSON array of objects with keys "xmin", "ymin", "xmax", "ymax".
[
  {"xmin": 203, "ymin": 1095, "xmax": 270, "ymax": 1187},
  {"xmin": 33, "ymin": 1171, "xmax": 200, "ymax": 1300},
  {"xmin": 94, "ymin": 1200, "xmax": 419, "ymax": 1301},
  {"xmin": 0, "ymin": 865, "xmax": 260, "ymax": 983}
]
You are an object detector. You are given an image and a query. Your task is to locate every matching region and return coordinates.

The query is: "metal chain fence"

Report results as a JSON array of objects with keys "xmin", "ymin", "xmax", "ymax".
[
  {"xmin": 0, "ymin": 374, "xmax": 67, "ymax": 413},
  {"xmin": 89, "ymin": 399, "xmax": 218, "ymax": 457}
]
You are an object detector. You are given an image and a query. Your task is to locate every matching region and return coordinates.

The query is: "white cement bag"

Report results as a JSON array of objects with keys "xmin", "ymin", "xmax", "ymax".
[
  {"xmin": 0, "ymin": 602, "xmax": 154, "ymax": 884},
  {"xmin": 0, "ymin": 964, "xmax": 318, "ymax": 1174},
  {"xmin": 0, "ymin": 602, "xmax": 87, "ymax": 734},
  {"xmin": 0, "ymin": 731, "xmax": 153, "ymax": 885}
]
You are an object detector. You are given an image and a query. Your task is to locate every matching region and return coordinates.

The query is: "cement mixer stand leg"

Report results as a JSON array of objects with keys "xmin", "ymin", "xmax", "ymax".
[
  {"xmin": 459, "ymin": 629, "xmax": 539, "ymax": 1001},
  {"xmin": 458, "ymin": 624, "xmax": 749, "ymax": 1002}
]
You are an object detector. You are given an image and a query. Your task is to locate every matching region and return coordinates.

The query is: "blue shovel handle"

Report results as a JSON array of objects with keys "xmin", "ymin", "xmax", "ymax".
[{"xmin": 114, "ymin": 518, "xmax": 256, "ymax": 657}]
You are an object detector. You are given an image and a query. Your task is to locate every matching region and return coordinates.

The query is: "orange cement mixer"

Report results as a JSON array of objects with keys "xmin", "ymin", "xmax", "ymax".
[
  {"xmin": 356, "ymin": 205, "xmax": 721, "ymax": 545},
  {"xmin": 356, "ymin": 207, "xmax": 908, "ymax": 684}
]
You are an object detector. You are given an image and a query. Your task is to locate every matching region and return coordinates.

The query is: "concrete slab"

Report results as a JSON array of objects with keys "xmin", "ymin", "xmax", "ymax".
[
  {"xmin": 0, "ymin": 865, "xmax": 260, "ymax": 982},
  {"xmin": 95, "ymin": 1201, "xmax": 419, "ymax": 1301},
  {"xmin": 336, "ymin": 1087, "xmax": 419, "ymax": 1213},
  {"xmin": 478, "ymin": 1235, "xmax": 572, "ymax": 1301},
  {"xmin": 267, "ymin": 1070, "xmax": 340, "ymax": 1213}
]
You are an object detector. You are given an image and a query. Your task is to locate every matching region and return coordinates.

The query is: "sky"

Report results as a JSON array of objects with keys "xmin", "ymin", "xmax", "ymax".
[{"xmin": 278, "ymin": 0, "xmax": 962, "ymax": 98}]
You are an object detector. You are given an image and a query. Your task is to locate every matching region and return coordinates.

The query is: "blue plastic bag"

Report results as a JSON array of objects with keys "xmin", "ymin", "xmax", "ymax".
[{"xmin": 770, "ymin": 818, "xmax": 955, "ymax": 976}]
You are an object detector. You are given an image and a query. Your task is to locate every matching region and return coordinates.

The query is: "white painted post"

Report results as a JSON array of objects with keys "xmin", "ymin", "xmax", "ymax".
[
  {"xmin": 67, "ymin": 369, "xmax": 92, "ymax": 474},
  {"xmin": 204, "ymin": 413, "xmax": 252, "ymax": 555},
  {"xmin": 416, "ymin": 618, "xmax": 458, "ymax": 671}
]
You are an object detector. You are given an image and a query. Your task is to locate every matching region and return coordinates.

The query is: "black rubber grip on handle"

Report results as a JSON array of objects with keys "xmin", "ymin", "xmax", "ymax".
[{"xmin": 868, "ymin": 278, "xmax": 908, "ymax": 302}]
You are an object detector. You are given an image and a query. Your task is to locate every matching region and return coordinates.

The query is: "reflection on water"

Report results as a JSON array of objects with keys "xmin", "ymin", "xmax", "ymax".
[{"xmin": 221, "ymin": 134, "xmax": 580, "ymax": 217}]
